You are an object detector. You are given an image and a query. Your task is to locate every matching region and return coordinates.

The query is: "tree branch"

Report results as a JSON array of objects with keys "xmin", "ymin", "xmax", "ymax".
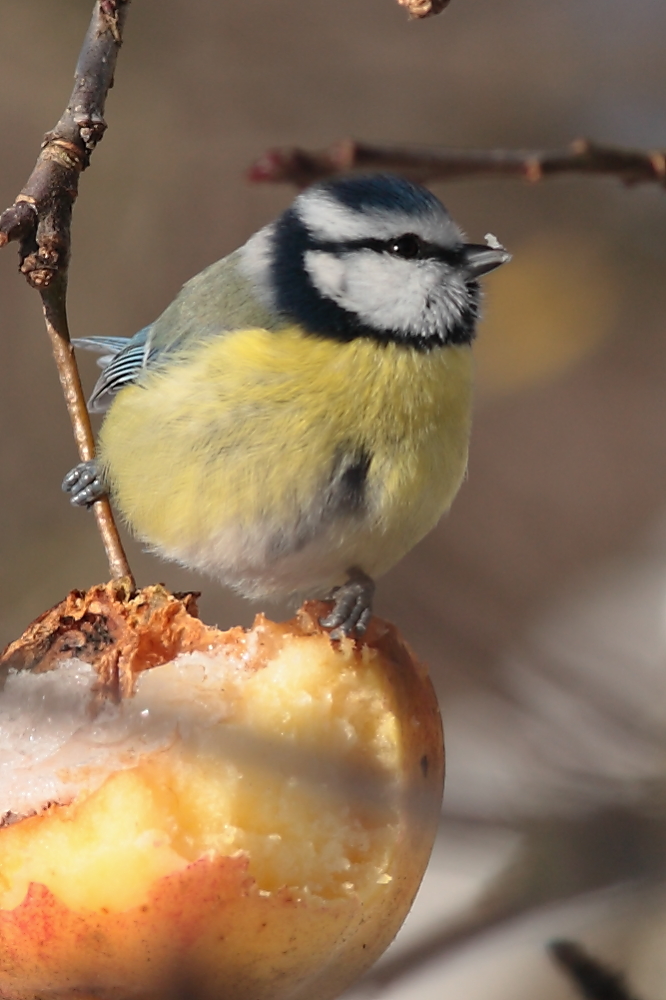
[
  {"xmin": 247, "ymin": 138, "xmax": 666, "ymax": 190},
  {"xmin": 549, "ymin": 941, "xmax": 644, "ymax": 1000},
  {"xmin": 0, "ymin": 0, "xmax": 134, "ymax": 587},
  {"xmin": 396, "ymin": 0, "xmax": 452, "ymax": 18}
]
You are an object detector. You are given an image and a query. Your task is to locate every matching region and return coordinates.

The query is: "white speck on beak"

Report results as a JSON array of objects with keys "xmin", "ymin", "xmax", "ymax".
[{"xmin": 484, "ymin": 233, "xmax": 505, "ymax": 251}]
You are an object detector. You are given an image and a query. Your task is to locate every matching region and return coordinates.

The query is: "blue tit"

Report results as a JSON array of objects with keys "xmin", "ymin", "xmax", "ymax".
[{"xmin": 63, "ymin": 174, "xmax": 510, "ymax": 636}]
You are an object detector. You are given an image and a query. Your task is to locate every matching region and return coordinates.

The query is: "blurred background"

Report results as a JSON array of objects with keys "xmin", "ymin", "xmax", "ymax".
[{"xmin": 2, "ymin": 0, "xmax": 666, "ymax": 997}]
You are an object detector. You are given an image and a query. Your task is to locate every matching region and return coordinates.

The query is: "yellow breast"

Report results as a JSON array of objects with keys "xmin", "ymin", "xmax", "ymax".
[{"xmin": 99, "ymin": 326, "xmax": 473, "ymax": 591}]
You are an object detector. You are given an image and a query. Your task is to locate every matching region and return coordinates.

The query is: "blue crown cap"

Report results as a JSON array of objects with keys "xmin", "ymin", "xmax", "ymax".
[{"xmin": 319, "ymin": 174, "xmax": 443, "ymax": 217}]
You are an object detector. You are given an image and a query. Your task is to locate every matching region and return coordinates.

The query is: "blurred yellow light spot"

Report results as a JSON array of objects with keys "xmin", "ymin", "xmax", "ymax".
[{"xmin": 475, "ymin": 236, "xmax": 617, "ymax": 396}]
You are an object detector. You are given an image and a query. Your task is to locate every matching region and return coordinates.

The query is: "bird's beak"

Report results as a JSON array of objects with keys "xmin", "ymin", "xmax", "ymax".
[{"xmin": 462, "ymin": 244, "xmax": 512, "ymax": 279}]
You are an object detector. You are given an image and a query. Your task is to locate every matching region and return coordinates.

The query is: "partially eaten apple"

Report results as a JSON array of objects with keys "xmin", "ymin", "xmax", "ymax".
[{"xmin": 0, "ymin": 583, "xmax": 443, "ymax": 1000}]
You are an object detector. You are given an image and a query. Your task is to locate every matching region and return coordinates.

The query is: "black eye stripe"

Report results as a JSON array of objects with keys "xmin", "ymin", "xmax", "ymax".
[{"xmin": 308, "ymin": 235, "xmax": 465, "ymax": 266}]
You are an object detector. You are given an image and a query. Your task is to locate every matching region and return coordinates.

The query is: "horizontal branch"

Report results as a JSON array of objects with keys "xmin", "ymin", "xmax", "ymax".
[{"xmin": 248, "ymin": 138, "xmax": 666, "ymax": 190}]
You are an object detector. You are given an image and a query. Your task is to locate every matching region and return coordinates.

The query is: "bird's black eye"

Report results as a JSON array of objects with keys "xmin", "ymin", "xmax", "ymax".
[{"xmin": 388, "ymin": 233, "xmax": 422, "ymax": 259}]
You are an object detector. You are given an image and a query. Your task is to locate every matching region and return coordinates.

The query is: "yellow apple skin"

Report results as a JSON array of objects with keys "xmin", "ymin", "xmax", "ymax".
[{"xmin": 0, "ymin": 595, "xmax": 443, "ymax": 1000}]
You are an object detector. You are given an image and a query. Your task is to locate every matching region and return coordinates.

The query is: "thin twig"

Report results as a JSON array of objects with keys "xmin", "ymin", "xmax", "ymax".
[
  {"xmin": 0, "ymin": 0, "xmax": 134, "ymax": 587},
  {"xmin": 247, "ymin": 138, "xmax": 666, "ymax": 190},
  {"xmin": 549, "ymin": 941, "xmax": 644, "ymax": 1000}
]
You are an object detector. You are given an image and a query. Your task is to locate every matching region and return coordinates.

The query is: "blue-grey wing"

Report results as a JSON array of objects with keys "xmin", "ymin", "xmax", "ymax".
[
  {"xmin": 74, "ymin": 327, "xmax": 154, "ymax": 413},
  {"xmin": 74, "ymin": 246, "xmax": 280, "ymax": 414}
]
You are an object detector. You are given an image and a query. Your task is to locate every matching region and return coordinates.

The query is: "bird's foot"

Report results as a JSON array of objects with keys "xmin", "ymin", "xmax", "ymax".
[
  {"xmin": 320, "ymin": 567, "xmax": 375, "ymax": 639},
  {"xmin": 62, "ymin": 459, "xmax": 108, "ymax": 507}
]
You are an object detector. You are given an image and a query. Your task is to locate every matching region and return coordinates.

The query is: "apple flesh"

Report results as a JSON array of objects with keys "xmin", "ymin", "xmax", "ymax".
[{"xmin": 0, "ymin": 587, "xmax": 443, "ymax": 1000}]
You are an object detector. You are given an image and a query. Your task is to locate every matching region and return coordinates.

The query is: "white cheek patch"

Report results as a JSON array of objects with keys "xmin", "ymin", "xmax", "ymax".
[
  {"xmin": 308, "ymin": 250, "xmax": 470, "ymax": 340},
  {"xmin": 304, "ymin": 251, "xmax": 348, "ymax": 301},
  {"xmin": 345, "ymin": 255, "xmax": 431, "ymax": 329}
]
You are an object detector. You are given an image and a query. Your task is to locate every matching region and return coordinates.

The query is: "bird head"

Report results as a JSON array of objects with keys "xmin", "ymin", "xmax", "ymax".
[{"xmin": 240, "ymin": 174, "xmax": 510, "ymax": 349}]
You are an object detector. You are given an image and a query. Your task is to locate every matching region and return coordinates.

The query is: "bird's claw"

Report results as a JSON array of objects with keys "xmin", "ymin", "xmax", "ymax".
[
  {"xmin": 320, "ymin": 568, "xmax": 375, "ymax": 639},
  {"xmin": 62, "ymin": 459, "xmax": 108, "ymax": 507}
]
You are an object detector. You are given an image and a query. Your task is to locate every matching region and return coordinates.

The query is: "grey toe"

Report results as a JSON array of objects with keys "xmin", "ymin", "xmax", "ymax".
[
  {"xmin": 62, "ymin": 459, "xmax": 108, "ymax": 507},
  {"xmin": 320, "ymin": 568, "xmax": 375, "ymax": 639}
]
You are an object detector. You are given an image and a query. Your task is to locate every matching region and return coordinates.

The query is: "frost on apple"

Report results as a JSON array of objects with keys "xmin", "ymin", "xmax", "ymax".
[{"xmin": 0, "ymin": 584, "xmax": 443, "ymax": 1000}]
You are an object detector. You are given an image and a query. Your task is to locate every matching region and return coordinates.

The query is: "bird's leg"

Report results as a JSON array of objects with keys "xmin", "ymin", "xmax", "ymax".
[
  {"xmin": 320, "ymin": 567, "xmax": 375, "ymax": 639},
  {"xmin": 62, "ymin": 459, "xmax": 108, "ymax": 507}
]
